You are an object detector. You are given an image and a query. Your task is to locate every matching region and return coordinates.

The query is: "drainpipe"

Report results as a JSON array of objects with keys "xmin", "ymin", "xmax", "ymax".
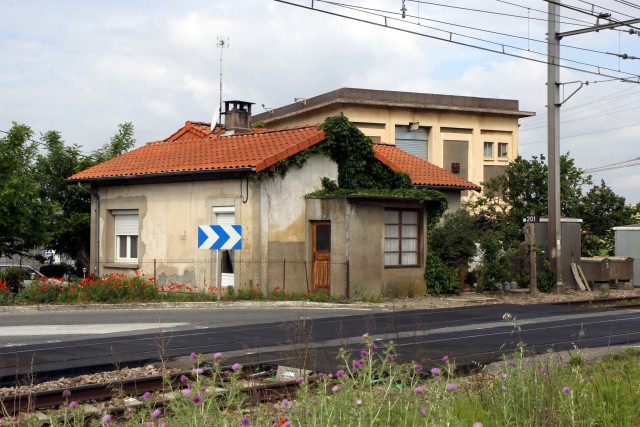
[{"xmin": 77, "ymin": 183, "xmax": 100, "ymax": 276}]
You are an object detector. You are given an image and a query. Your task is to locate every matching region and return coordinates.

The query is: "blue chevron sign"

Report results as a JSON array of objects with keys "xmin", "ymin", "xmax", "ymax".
[{"xmin": 198, "ymin": 225, "xmax": 242, "ymax": 250}]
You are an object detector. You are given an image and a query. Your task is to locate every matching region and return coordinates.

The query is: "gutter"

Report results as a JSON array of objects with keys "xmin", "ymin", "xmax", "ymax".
[
  {"xmin": 65, "ymin": 167, "xmax": 257, "ymax": 185},
  {"xmin": 76, "ymin": 183, "xmax": 100, "ymax": 276}
]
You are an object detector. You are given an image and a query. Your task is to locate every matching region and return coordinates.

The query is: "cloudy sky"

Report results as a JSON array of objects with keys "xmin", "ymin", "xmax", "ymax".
[{"xmin": 2, "ymin": 0, "xmax": 639, "ymax": 202}]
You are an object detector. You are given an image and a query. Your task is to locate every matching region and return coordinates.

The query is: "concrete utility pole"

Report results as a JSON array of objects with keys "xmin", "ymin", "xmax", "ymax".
[
  {"xmin": 547, "ymin": 0, "xmax": 562, "ymax": 292},
  {"xmin": 547, "ymin": 3, "xmax": 640, "ymax": 292}
]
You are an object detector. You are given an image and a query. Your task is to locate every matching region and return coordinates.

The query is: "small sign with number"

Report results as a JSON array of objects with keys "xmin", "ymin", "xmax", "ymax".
[{"xmin": 524, "ymin": 215, "xmax": 540, "ymax": 223}]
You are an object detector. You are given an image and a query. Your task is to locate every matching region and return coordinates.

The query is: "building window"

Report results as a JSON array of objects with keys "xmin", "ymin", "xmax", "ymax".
[
  {"xmin": 484, "ymin": 141, "xmax": 494, "ymax": 158},
  {"xmin": 114, "ymin": 211, "xmax": 139, "ymax": 262},
  {"xmin": 213, "ymin": 206, "xmax": 236, "ymax": 286},
  {"xmin": 498, "ymin": 142, "xmax": 508, "ymax": 159},
  {"xmin": 384, "ymin": 209, "xmax": 419, "ymax": 267},
  {"xmin": 395, "ymin": 125, "xmax": 429, "ymax": 160}
]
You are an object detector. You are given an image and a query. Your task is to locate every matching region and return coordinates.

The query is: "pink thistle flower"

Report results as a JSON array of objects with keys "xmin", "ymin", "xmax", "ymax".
[
  {"xmin": 413, "ymin": 386, "xmax": 424, "ymax": 393},
  {"xmin": 232, "ymin": 363, "xmax": 242, "ymax": 371},
  {"xmin": 182, "ymin": 388, "xmax": 191, "ymax": 398},
  {"xmin": 190, "ymin": 352, "xmax": 197, "ymax": 360},
  {"xmin": 386, "ymin": 354, "xmax": 393, "ymax": 362},
  {"xmin": 142, "ymin": 391, "xmax": 152, "ymax": 399},
  {"xmin": 193, "ymin": 395, "xmax": 202, "ymax": 405},
  {"xmin": 331, "ymin": 385, "xmax": 340, "ymax": 393},
  {"xmin": 213, "ymin": 352, "xmax": 222, "ymax": 360},
  {"xmin": 356, "ymin": 399, "xmax": 363, "ymax": 405},
  {"xmin": 363, "ymin": 333, "xmax": 369, "ymax": 337},
  {"xmin": 473, "ymin": 423, "xmax": 484, "ymax": 427},
  {"xmin": 336, "ymin": 369, "xmax": 345, "ymax": 378},
  {"xmin": 161, "ymin": 424, "xmax": 168, "ymax": 427},
  {"xmin": 430, "ymin": 367, "xmax": 441, "ymax": 375},
  {"xmin": 370, "ymin": 342, "xmax": 378, "ymax": 350},
  {"xmin": 501, "ymin": 373, "xmax": 508, "ymax": 379},
  {"xmin": 562, "ymin": 386, "xmax": 571, "ymax": 394},
  {"xmin": 62, "ymin": 389, "xmax": 71, "ymax": 397},
  {"xmin": 192, "ymin": 368, "xmax": 204, "ymax": 374},
  {"xmin": 360, "ymin": 349, "xmax": 368, "ymax": 357},
  {"xmin": 152, "ymin": 409, "xmax": 161, "ymax": 419},
  {"xmin": 540, "ymin": 367, "xmax": 547, "ymax": 375},
  {"xmin": 446, "ymin": 383, "xmax": 457, "ymax": 391},
  {"xmin": 180, "ymin": 374, "xmax": 188, "ymax": 382},
  {"xmin": 295, "ymin": 376, "xmax": 304, "ymax": 384},
  {"xmin": 240, "ymin": 415, "xmax": 250, "ymax": 427},
  {"xmin": 281, "ymin": 399, "xmax": 290, "ymax": 408},
  {"xmin": 501, "ymin": 385, "xmax": 507, "ymax": 391},
  {"xmin": 442, "ymin": 355, "xmax": 449, "ymax": 362},
  {"xmin": 69, "ymin": 401, "xmax": 78, "ymax": 409},
  {"xmin": 101, "ymin": 414, "xmax": 112, "ymax": 424},
  {"xmin": 420, "ymin": 408, "xmax": 427, "ymax": 416},
  {"xmin": 415, "ymin": 363, "xmax": 423, "ymax": 372}
]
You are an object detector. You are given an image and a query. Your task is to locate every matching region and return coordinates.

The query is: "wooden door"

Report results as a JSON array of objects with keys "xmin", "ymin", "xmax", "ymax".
[{"xmin": 312, "ymin": 221, "xmax": 331, "ymax": 293}]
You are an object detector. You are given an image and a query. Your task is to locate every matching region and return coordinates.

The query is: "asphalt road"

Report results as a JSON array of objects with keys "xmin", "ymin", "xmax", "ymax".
[{"xmin": 1, "ymin": 303, "xmax": 639, "ymax": 386}]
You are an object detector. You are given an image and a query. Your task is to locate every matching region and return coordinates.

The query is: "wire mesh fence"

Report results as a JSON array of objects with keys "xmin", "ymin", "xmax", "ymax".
[{"xmin": 99, "ymin": 258, "xmax": 350, "ymax": 297}]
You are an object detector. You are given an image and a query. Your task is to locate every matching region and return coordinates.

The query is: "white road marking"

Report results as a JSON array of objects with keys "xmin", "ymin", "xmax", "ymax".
[{"xmin": 0, "ymin": 323, "xmax": 189, "ymax": 336}]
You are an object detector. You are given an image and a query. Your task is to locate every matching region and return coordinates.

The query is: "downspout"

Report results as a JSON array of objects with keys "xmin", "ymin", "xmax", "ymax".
[{"xmin": 77, "ymin": 183, "xmax": 100, "ymax": 276}]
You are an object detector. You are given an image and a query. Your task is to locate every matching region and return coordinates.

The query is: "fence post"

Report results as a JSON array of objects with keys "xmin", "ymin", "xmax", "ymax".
[
  {"xmin": 153, "ymin": 259, "xmax": 157, "ymax": 283},
  {"xmin": 346, "ymin": 260, "xmax": 350, "ymax": 299},
  {"xmin": 305, "ymin": 261, "xmax": 310, "ymax": 292},
  {"xmin": 283, "ymin": 259, "xmax": 286, "ymax": 290}
]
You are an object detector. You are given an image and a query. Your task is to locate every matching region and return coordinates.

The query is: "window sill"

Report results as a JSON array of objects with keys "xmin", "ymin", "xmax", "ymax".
[
  {"xmin": 384, "ymin": 265, "xmax": 421, "ymax": 269},
  {"xmin": 104, "ymin": 262, "xmax": 140, "ymax": 270}
]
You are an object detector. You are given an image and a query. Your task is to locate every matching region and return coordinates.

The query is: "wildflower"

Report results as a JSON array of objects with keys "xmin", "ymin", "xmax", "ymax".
[
  {"xmin": 152, "ymin": 409, "xmax": 161, "ymax": 419},
  {"xmin": 240, "ymin": 415, "xmax": 250, "ymax": 426},
  {"xmin": 336, "ymin": 369, "xmax": 345, "ymax": 378},
  {"xmin": 501, "ymin": 373, "xmax": 507, "ymax": 379},
  {"xmin": 356, "ymin": 399, "xmax": 363, "ymax": 405},
  {"xmin": 232, "ymin": 363, "xmax": 242, "ymax": 371},
  {"xmin": 182, "ymin": 388, "xmax": 191, "ymax": 398},
  {"xmin": 101, "ymin": 414, "xmax": 112, "ymax": 424},
  {"xmin": 190, "ymin": 352, "xmax": 197, "ymax": 360},
  {"xmin": 540, "ymin": 367, "xmax": 547, "ymax": 375},
  {"xmin": 281, "ymin": 399, "xmax": 290, "ymax": 408},
  {"xmin": 430, "ymin": 367, "xmax": 441, "ymax": 375},
  {"xmin": 160, "ymin": 424, "xmax": 167, "ymax": 427},
  {"xmin": 370, "ymin": 342, "xmax": 378, "ymax": 350},
  {"xmin": 352, "ymin": 359, "xmax": 365, "ymax": 370},
  {"xmin": 69, "ymin": 401, "xmax": 78, "ymax": 409},
  {"xmin": 180, "ymin": 374, "xmax": 188, "ymax": 382},
  {"xmin": 501, "ymin": 385, "xmax": 507, "ymax": 391},
  {"xmin": 192, "ymin": 368, "xmax": 204, "ymax": 374},
  {"xmin": 318, "ymin": 372, "xmax": 325, "ymax": 378},
  {"xmin": 473, "ymin": 423, "xmax": 484, "ymax": 427},
  {"xmin": 413, "ymin": 386, "xmax": 424, "ymax": 393},
  {"xmin": 283, "ymin": 422, "xmax": 291, "ymax": 427},
  {"xmin": 446, "ymin": 383, "xmax": 457, "ymax": 391},
  {"xmin": 420, "ymin": 408, "xmax": 427, "ymax": 416},
  {"xmin": 146, "ymin": 423, "xmax": 153, "ymax": 427},
  {"xmin": 278, "ymin": 419, "xmax": 289, "ymax": 427},
  {"xmin": 213, "ymin": 352, "xmax": 222, "ymax": 360},
  {"xmin": 507, "ymin": 360, "xmax": 516, "ymax": 368},
  {"xmin": 386, "ymin": 354, "xmax": 394, "ymax": 362},
  {"xmin": 360, "ymin": 349, "xmax": 369, "ymax": 357},
  {"xmin": 295, "ymin": 376, "xmax": 304, "ymax": 384},
  {"xmin": 142, "ymin": 391, "xmax": 152, "ymax": 399},
  {"xmin": 363, "ymin": 332, "xmax": 369, "ymax": 337},
  {"xmin": 442, "ymin": 355, "xmax": 449, "ymax": 362},
  {"xmin": 331, "ymin": 385, "xmax": 341, "ymax": 393},
  {"xmin": 415, "ymin": 363, "xmax": 423, "ymax": 372},
  {"xmin": 193, "ymin": 395, "xmax": 202, "ymax": 405},
  {"xmin": 62, "ymin": 389, "xmax": 71, "ymax": 397},
  {"xmin": 562, "ymin": 386, "xmax": 571, "ymax": 394}
]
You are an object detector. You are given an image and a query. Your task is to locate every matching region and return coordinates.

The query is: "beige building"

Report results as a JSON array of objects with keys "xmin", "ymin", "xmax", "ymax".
[
  {"xmin": 68, "ymin": 103, "xmax": 479, "ymax": 297},
  {"xmin": 253, "ymin": 88, "xmax": 535, "ymax": 199}
]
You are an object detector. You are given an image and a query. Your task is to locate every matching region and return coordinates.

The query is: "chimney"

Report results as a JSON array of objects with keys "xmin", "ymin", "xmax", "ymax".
[{"xmin": 223, "ymin": 100, "xmax": 254, "ymax": 133}]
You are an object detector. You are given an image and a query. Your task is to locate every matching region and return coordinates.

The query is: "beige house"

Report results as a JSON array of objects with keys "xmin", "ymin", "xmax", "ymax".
[
  {"xmin": 253, "ymin": 88, "xmax": 535, "ymax": 207},
  {"xmin": 68, "ymin": 102, "xmax": 480, "ymax": 297}
]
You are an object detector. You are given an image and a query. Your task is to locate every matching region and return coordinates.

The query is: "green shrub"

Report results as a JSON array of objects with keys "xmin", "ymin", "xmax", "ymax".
[
  {"xmin": 425, "ymin": 252, "xmax": 460, "ymax": 296},
  {"xmin": 40, "ymin": 263, "xmax": 71, "ymax": 279},
  {"xmin": 1, "ymin": 267, "xmax": 23, "ymax": 294}
]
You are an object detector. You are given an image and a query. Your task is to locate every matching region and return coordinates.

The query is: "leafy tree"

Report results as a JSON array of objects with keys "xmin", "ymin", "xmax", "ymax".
[
  {"xmin": 0, "ymin": 123, "xmax": 55, "ymax": 256},
  {"xmin": 90, "ymin": 122, "xmax": 136, "ymax": 164},
  {"xmin": 576, "ymin": 180, "xmax": 634, "ymax": 256}
]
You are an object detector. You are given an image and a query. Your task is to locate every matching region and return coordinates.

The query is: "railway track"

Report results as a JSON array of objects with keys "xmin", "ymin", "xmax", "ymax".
[{"xmin": 1, "ymin": 362, "xmax": 308, "ymax": 422}]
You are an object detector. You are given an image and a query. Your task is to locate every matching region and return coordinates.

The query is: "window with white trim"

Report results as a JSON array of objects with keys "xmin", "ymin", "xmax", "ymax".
[
  {"xmin": 483, "ymin": 141, "xmax": 494, "ymax": 158},
  {"xmin": 213, "ymin": 206, "xmax": 236, "ymax": 286},
  {"xmin": 384, "ymin": 209, "xmax": 420, "ymax": 267},
  {"xmin": 114, "ymin": 210, "xmax": 139, "ymax": 262},
  {"xmin": 498, "ymin": 142, "xmax": 508, "ymax": 159}
]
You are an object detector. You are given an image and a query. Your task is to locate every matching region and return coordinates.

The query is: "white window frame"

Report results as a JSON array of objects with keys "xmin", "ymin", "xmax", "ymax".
[
  {"xmin": 114, "ymin": 210, "xmax": 139, "ymax": 263},
  {"xmin": 483, "ymin": 141, "xmax": 494, "ymax": 158},
  {"xmin": 497, "ymin": 142, "xmax": 508, "ymax": 159},
  {"xmin": 384, "ymin": 209, "xmax": 420, "ymax": 268},
  {"xmin": 212, "ymin": 206, "xmax": 236, "ymax": 287}
]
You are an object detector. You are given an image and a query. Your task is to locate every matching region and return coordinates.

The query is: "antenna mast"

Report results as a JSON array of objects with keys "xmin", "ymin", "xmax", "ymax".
[{"xmin": 217, "ymin": 36, "xmax": 229, "ymax": 127}]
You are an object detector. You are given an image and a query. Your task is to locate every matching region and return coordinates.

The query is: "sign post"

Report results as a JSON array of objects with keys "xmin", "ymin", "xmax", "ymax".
[
  {"xmin": 523, "ymin": 215, "xmax": 538, "ymax": 294},
  {"xmin": 198, "ymin": 224, "xmax": 242, "ymax": 300}
]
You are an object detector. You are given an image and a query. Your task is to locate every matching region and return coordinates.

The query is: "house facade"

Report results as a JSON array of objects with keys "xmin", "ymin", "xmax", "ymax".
[
  {"xmin": 68, "ymin": 103, "xmax": 480, "ymax": 297},
  {"xmin": 252, "ymin": 88, "xmax": 535, "ymax": 196}
]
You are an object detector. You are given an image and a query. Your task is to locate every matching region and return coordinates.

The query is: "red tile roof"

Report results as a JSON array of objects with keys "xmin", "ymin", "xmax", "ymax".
[
  {"xmin": 68, "ymin": 121, "xmax": 480, "ymax": 191},
  {"xmin": 68, "ymin": 123, "xmax": 325, "ymax": 181},
  {"xmin": 373, "ymin": 144, "xmax": 481, "ymax": 191}
]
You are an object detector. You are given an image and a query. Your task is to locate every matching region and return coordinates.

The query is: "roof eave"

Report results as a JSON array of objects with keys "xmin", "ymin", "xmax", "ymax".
[{"xmin": 66, "ymin": 167, "xmax": 256, "ymax": 185}]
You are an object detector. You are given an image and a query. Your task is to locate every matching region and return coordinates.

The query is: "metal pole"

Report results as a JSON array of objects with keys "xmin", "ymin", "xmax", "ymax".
[
  {"xmin": 547, "ymin": 0, "xmax": 564, "ymax": 292},
  {"xmin": 529, "ymin": 222, "xmax": 537, "ymax": 294}
]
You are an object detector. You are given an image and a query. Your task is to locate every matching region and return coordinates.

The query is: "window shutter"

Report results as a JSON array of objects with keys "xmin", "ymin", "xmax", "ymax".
[{"xmin": 115, "ymin": 214, "xmax": 138, "ymax": 236}]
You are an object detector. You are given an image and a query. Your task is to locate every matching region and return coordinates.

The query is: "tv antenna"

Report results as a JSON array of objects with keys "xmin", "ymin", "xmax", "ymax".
[{"xmin": 216, "ymin": 36, "xmax": 229, "ymax": 128}]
